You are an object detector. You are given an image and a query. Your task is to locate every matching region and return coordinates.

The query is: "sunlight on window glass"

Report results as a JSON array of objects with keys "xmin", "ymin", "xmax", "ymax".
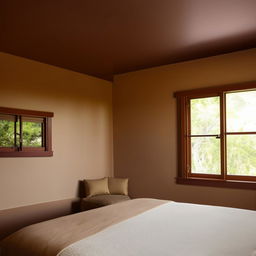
[
  {"xmin": 190, "ymin": 97, "xmax": 220, "ymax": 135},
  {"xmin": 227, "ymin": 135, "xmax": 256, "ymax": 176},
  {"xmin": 191, "ymin": 137, "xmax": 221, "ymax": 174},
  {"xmin": 226, "ymin": 90, "xmax": 256, "ymax": 132}
]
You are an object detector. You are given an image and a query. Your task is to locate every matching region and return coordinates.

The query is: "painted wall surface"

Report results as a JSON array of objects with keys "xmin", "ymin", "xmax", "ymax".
[
  {"xmin": 0, "ymin": 53, "xmax": 113, "ymax": 210},
  {"xmin": 113, "ymin": 49, "xmax": 256, "ymax": 210}
]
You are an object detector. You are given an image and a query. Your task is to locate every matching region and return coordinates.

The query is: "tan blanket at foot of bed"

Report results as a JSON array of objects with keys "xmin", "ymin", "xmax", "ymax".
[{"xmin": 0, "ymin": 198, "xmax": 167, "ymax": 256}]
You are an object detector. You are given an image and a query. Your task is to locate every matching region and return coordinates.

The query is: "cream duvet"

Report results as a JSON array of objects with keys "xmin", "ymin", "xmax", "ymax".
[{"xmin": 1, "ymin": 199, "xmax": 256, "ymax": 256}]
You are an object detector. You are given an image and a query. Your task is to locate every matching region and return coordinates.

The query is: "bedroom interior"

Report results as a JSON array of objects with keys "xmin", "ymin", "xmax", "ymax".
[{"xmin": 0, "ymin": 0, "xmax": 256, "ymax": 255}]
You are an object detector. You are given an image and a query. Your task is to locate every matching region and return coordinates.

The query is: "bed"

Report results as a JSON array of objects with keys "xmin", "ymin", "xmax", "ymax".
[{"xmin": 0, "ymin": 198, "xmax": 255, "ymax": 256}]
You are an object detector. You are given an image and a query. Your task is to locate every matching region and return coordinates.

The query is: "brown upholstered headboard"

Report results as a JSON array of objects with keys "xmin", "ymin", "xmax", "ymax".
[{"xmin": 0, "ymin": 198, "xmax": 80, "ymax": 241}]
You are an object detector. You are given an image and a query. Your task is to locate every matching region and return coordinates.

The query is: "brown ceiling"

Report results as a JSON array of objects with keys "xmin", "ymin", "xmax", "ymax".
[{"xmin": 1, "ymin": 0, "xmax": 256, "ymax": 81}]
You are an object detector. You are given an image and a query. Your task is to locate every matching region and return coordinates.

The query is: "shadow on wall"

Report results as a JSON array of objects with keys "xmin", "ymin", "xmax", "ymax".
[{"xmin": 76, "ymin": 180, "xmax": 86, "ymax": 199}]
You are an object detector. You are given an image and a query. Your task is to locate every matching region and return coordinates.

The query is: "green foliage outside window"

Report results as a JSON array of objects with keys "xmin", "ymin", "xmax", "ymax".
[
  {"xmin": 0, "ymin": 117, "xmax": 43, "ymax": 148},
  {"xmin": 0, "ymin": 120, "xmax": 15, "ymax": 147},
  {"xmin": 190, "ymin": 92, "xmax": 256, "ymax": 177},
  {"xmin": 22, "ymin": 122, "xmax": 42, "ymax": 147},
  {"xmin": 191, "ymin": 97, "xmax": 220, "ymax": 174}
]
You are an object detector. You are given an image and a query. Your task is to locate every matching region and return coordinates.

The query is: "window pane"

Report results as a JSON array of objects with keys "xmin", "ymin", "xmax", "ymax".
[
  {"xmin": 227, "ymin": 135, "xmax": 256, "ymax": 176},
  {"xmin": 226, "ymin": 90, "xmax": 256, "ymax": 132},
  {"xmin": 191, "ymin": 137, "xmax": 221, "ymax": 174},
  {"xmin": 22, "ymin": 119, "xmax": 43, "ymax": 147},
  {"xmin": 190, "ymin": 96, "xmax": 220, "ymax": 135},
  {"xmin": 0, "ymin": 114, "xmax": 15, "ymax": 147}
]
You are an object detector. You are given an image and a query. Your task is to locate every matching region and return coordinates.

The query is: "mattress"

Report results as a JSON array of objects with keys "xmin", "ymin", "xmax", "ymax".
[{"xmin": 1, "ymin": 198, "xmax": 256, "ymax": 256}]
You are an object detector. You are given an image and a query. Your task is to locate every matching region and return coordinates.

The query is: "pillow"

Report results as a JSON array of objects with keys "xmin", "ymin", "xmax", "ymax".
[
  {"xmin": 84, "ymin": 177, "xmax": 110, "ymax": 197},
  {"xmin": 108, "ymin": 177, "xmax": 129, "ymax": 195}
]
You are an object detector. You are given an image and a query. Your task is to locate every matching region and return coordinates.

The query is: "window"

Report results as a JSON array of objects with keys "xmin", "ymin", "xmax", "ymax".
[
  {"xmin": 0, "ymin": 107, "xmax": 53, "ymax": 157},
  {"xmin": 175, "ymin": 82, "xmax": 256, "ymax": 189}
]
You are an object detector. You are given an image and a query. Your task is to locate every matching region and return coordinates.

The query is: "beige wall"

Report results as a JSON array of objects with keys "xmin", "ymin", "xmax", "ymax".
[
  {"xmin": 1, "ymin": 49, "xmax": 256, "ymax": 211},
  {"xmin": 113, "ymin": 48, "xmax": 256, "ymax": 210},
  {"xmin": 0, "ymin": 52, "xmax": 113, "ymax": 210}
]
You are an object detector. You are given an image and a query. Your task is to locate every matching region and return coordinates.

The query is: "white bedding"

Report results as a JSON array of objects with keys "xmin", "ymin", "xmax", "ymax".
[{"xmin": 58, "ymin": 202, "xmax": 256, "ymax": 256}]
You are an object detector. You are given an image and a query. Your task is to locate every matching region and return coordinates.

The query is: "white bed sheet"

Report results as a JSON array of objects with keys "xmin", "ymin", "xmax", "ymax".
[{"xmin": 59, "ymin": 202, "xmax": 256, "ymax": 256}]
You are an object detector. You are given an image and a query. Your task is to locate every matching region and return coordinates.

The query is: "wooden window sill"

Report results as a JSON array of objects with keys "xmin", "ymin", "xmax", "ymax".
[
  {"xmin": 0, "ymin": 151, "xmax": 53, "ymax": 157},
  {"xmin": 176, "ymin": 177, "xmax": 256, "ymax": 190}
]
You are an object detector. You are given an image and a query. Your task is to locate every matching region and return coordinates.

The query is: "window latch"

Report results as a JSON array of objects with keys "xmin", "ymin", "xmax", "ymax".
[{"xmin": 216, "ymin": 135, "xmax": 221, "ymax": 139}]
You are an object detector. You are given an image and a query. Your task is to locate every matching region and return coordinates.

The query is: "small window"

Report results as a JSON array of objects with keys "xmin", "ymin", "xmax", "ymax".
[
  {"xmin": 0, "ymin": 107, "xmax": 53, "ymax": 157},
  {"xmin": 175, "ymin": 82, "xmax": 256, "ymax": 190}
]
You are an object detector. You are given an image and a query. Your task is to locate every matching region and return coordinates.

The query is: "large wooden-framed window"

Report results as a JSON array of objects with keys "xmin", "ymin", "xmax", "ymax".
[
  {"xmin": 0, "ymin": 107, "xmax": 53, "ymax": 157},
  {"xmin": 175, "ymin": 82, "xmax": 256, "ymax": 190}
]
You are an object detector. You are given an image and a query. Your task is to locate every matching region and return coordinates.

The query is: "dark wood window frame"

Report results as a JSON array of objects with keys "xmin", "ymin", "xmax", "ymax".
[
  {"xmin": 174, "ymin": 81, "xmax": 256, "ymax": 190},
  {"xmin": 0, "ymin": 107, "xmax": 53, "ymax": 157}
]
